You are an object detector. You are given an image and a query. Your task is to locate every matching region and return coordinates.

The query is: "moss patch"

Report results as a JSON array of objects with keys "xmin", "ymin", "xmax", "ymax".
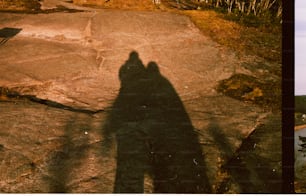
[{"xmin": 217, "ymin": 73, "xmax": 281, "ymax": 110}]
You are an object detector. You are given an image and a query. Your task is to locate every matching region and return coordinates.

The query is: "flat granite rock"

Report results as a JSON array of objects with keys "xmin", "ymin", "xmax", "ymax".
[{"xmin": 0, "ymin": 7, "xmax": 281, "ymax": 193}]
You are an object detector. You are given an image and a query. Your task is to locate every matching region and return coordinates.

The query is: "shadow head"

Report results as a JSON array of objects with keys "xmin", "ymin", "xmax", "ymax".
[
  {"xmin": 147, "ymin": 61, "xmax": 160, "ymax": 75},
  {"xmin": 119, "ymin": 51, "xmax": 145, "ymax": 82}
]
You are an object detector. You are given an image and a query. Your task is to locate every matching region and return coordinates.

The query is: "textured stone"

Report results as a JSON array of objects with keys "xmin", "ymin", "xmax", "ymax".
[{"xmin": 0, "ymin": 3, "xmax": 281, "ymax": 193}]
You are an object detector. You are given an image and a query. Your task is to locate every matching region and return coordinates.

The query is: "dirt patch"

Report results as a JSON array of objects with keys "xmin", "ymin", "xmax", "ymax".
[{"xmin": 216, "ymin": 73, "xmax": 281, "ymax": 111}]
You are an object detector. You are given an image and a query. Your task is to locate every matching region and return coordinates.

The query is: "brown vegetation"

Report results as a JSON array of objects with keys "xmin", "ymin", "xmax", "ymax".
[
  {"xmin": 217, "ymin": 73, "xmax": 281, "ymax": 111},
  {"xmin": 73, "ymin": 0, "xmax": 157, "ymax": 10},
  {"xmin": 0, "ymin": 0, "xmax": 40, "ymax": 12},
  {"xmin": 182, "ymin": 10, "xmax": 281, "ymax": 63}
]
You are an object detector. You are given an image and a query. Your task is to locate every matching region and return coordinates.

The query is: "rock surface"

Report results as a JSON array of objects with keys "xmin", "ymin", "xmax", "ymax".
[
  {"xmin": 0, "ymin": 1, "xmax": 281, "ymax": 193},
  {"xmin": 295, "ymin": 128, "xmax": 306, "ymax": 193}
]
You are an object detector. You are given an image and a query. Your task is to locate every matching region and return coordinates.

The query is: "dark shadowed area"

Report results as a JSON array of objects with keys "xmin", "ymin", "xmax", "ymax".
[
  {"xmin": 103, "ymin": 51, "xmax": 211, "ymax": 193},
  {"xmin": 221, "ymin": 114, "xmax": 282, "ymax": 193},
  {"xmin": 0, "ymin": 27, "xmax": 22, "ymax": 45}
]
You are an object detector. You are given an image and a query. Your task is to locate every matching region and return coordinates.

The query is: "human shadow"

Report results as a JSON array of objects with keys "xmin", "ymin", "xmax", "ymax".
[
  {"xmin": 0, "ymin": 27, "xmax": 22, "ymax": 46},
  {"xmin": 103, "ymin": 51, "xmax": 211, "ymax": 193},
  {"xmin": 206, "ymin": 118, "xmax": 234, "ymax": 161},
  {"xmin": 46, "ymin": 114, "xmax": 90, "ymax": 193},
  {"xmin": 221, "ymin": 115, "xmax": 282, "ymax": 193}
]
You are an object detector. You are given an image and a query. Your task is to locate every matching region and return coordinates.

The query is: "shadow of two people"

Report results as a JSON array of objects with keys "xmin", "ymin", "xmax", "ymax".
[{"xmin": 104, "ymin": 51, "xmax": 211, "ymax": 193}]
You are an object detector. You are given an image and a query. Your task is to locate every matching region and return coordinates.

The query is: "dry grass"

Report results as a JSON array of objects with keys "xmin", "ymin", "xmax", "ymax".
[
  {"xmin": 73, "ymin": 0, "xmax": 158, "ymax": 10},
  {"xmin": 182, "ymin": 10, "xmax": 281, "ymax": 63},
  {"xmin": 0, "ymin": 0, "xmax": 40, "ymax": 11}
]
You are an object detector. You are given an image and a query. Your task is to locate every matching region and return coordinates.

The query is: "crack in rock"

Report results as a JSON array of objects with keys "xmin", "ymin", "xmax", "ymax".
[{"xmin": 0, "ymin": 87, "xmax": 104, "ymax": 114}]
